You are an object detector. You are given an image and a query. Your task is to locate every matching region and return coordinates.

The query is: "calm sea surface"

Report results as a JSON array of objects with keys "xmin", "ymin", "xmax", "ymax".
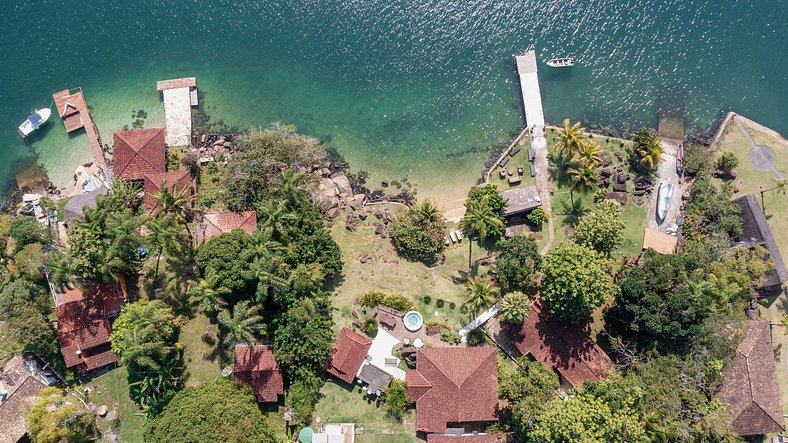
[{"xmin": 1, "ymin": 0, "xmax": 787, "ymax": 204}]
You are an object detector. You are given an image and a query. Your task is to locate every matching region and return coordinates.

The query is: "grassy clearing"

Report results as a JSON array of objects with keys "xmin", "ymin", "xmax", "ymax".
[
  {"xmin": 491, "ymin": 139, "xmax": 537, "ymax": 190},
  {"xmin": 546, "ymin": 128, "xmax": 648, "ymax": 258},
  {"xmin": 330, "ymin": 203, "xmax": 490, "ymax": 332},
  {"xmin": 179, "ymin": 314, "xmax": 224, "ymax": 385},
  {"xmin": 313, "ymin": 380, "xmax": 417, "ymax": 443},
  {"xmin": 89, "ymin": 367, "xmax": 146, "ymax": 443}
]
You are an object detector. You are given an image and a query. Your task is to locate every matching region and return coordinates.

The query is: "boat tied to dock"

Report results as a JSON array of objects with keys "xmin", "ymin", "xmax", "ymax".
[
  {"xmin": 18, "ymin": 108, "xmax": 51, "ymax": 137},
  {"xmin": 546, "ymin": 57, "xmax": 574, "ymax": 68}
]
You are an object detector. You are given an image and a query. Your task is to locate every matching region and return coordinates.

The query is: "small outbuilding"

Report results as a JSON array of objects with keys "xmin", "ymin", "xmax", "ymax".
[
  {"xmin": 232, "ymin": 344, "xmax": 284, "ymax": 403},
  {"xmin": 500, "ymin": 186, "xmax": 541, "ymax": 217},
  {"xmin": 64, "ymin": 186, "xmax": 108, "ymax": 222},
  {"xmin": 113, "ymin": 128, "xmax": 166, "ymax": 181},
  {"xmin": 325, "ymin": 328, "xmax": 372, "ymax": 384}
]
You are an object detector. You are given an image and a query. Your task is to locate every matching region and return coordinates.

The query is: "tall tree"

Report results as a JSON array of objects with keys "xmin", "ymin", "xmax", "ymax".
[
  {"xmin": 499, "ymin": 359, "xmax": 559, "ymax": 438},
  {"xmin": 578, "ymin": 140, "xmax": 603, "ymax": 166},
  {"xmin": 26, "ymin": 387, "xmax": 97, "ymax": 443},
  {"xmin": 556, "ymin": 119, "xmax": 586, "ymax": 159},
  {"xmin": 632, "ymin": 128, "xmax": 662, "ymax": 170},
  {"xmin": 110, "ymin": 300, "xmax": 179, "ymax": 371},
  {"xmin": 494, "ymin": 235, "xmax": 541, "ymax": 293},
  {"xmin": 498, "ymin": 291, "xmax": 532, "ymax": 324},
  {"xmin": 566, "ymin": 163, "xmax": 599, "ymax": 209},
  {"xmin": 188, "ymin": 278, "xmax": 225, "ymax": 320},
  {"xmin": 541, "ymin": 242, "xmax": 612, "ymax": 322},
  {"xmin": 573, "ymin": 199, "xmax": 625, "ymax": 256},
  {"xmin": 390, "ymin": 199, "xmax": 448, "ymax": 265},
  {"xmin": 217, "ymin": 300, "xmax": 267, "ymax": 348},
  {"xmin": 463, "ymin": 274, "xmax": 498, "ymax": 316}
]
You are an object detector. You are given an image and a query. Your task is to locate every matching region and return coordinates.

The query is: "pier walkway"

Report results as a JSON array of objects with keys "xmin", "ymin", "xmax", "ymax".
[
  {"xmin": 514, "ymin": 50, "xmax": 554, "ymax": 254},
  {"xmin": 53, "ymin": 88, "xmax": 105, "ymax": 166},
  {"xmin": 157, "ymin": 77, "xmax": 198, "ymax": 147}
]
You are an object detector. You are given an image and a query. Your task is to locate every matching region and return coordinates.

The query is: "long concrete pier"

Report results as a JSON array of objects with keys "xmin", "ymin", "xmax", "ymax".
[{"xmin": 514, "ymin": 51, "xmax": 546, "ymax": 149}]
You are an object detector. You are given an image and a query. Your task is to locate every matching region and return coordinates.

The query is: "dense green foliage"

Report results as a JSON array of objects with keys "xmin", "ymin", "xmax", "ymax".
[
  {"xmin": 573, "ymin": 199, "xmax": 625, "ymax": 256},
  {"xmin": 26, "ymin": 387, "xmax": 97, "ymax": 443},
  {"xmin": 285, "ymin": 372, "xmax": 322, "ymax": 426},
  {"xmin": 385, "ymin": 379, "xmax": 411, "ymax": 421},
  {"xmin": 110, "ymin": 300, "xmax": 183, "ymax": 416},
  {"xmin": 541, "ymin": 242, "xmax": 611, "ymax": 322},
  {"xmin": 630, "ymin": 127, "xmax": 662, "ymax": 170},
  {"xmin": 494, "ymin": 235, "xmax": 541, "ymax": 293},
  {"xmin": 718, "ymin": 151, "xmax": 739, "ymax": 171},
  {"xmin": 195, "ymin": 229, "xmax": 258, "ymax": 298},
  {"xmin": 464, "ymin": 274, "xmax": 498, "ymax": 315},
  {"xmin": 390, "ymin": 200, "xmax": 447, "ymax": 265},
  {"xmin": 526, "ymin": 207, "xmax": 546, "ymax": 225},
  {"xmin": 9, "ymin": 216, "xmax": 48, "ymax": 250},
  {"xmin": 499, "ymin": 359, "xmax": 559, "ymax": 439},
  {"xmin": 682, "ymin": 145, "xmax": 714, "ymax": 177},
  {"xmin": 0, "ymin": 280, "xmax": 62, "ymax": 371},
  {"xmin": 682, "ymin": 178, "xmax": 742, "ymax": 243},
  {"xmin": 144, "ymin": 380, "xmax": 278, "ymax": 443},
  {"xmin": 498, "ymin": 291, "xmax": 532, "ymax": 324},
  {"xmin": 273, "ymin": 297, "xmax": 334, "ymax": 382},
  {"xmin": 217, "ymin": 300, "xmax": 266, "ymax": 347}
]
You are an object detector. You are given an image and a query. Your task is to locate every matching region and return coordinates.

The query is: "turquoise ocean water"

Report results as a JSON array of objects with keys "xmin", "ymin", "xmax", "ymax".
[{"xmin": 1, "ymin": 0, "xmax": 787, "ymax": 205}]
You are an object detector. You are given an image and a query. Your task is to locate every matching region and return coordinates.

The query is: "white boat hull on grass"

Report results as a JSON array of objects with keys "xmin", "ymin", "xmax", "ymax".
[{"xmin": 18, "ymin": 108, "xmax": 51, "ymax": 137}]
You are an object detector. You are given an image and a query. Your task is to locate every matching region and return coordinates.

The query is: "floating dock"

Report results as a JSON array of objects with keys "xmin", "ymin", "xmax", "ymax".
[
  {"xmin": 157, "ymin": 77, "xmax": 198, "ymax": 147},
  {"xmin": 514, "ymin": 51, "xmax": 546, "ymax": 149},
  {"xmin": 52, "ymin": 88, "xmax": 105, "ymax": 166}
]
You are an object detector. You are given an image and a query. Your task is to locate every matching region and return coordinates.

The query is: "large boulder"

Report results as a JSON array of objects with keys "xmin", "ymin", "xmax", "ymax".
[
  {"xmin": 606, "ymin": 191, "xmax": 627, "ymax": 205},
  {"xmin": 330, "ymin": 172, "xmax": 353, "ymax": 201},
  {"xmin": 612, "ymin": 181, "xmax": 628, "ymax": 193},
  {"xmin": 318, "ymin": 177, "xmax": 340, "ymax": 209}
]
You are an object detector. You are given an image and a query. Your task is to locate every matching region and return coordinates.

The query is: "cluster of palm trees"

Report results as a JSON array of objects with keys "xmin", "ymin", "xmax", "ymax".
[{"xmin": 554, "ymin": 119, "xmax": 603, "ymax": 210}]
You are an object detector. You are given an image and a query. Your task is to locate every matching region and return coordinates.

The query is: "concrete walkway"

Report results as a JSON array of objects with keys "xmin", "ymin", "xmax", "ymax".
[
  {"xmin": 532, "ymin": 134, "xmax": 555, "ymax": 255},
  {"xmin": 646, "ymin": 138, "xmax": 686, "ymax": 232},
  {"xmin": 459, "ymin": 302, "xmax": 500, "ymax": 342}
]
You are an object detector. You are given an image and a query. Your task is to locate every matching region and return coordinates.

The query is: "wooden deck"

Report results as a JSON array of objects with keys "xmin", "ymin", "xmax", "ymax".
[
  {"xmin": 52, "ymin": 89, "xmax": 105, "ymax": 166},
  {"xmin": 156, "ymin": 77, "xmax": 196, "ymax": 91}
]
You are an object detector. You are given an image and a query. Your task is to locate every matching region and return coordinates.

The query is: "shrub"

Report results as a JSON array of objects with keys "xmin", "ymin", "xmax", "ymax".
[
  {"xmin": 459, "ymin": 305, "xmax": 468, "ymax": 314},
  {"xmin": 363, "ymin": 318, "xmax": 378, "ymax": 337},
  {"xmin": 360, "ymin": 290, "xmax": 414, "ymax": 312},
  {"xmin": 440, "ymin": 331, "xmax": 461, "ymax": 344},
  {"xmin": 718, "ymin": 151, "xmax": 739, "ymax": 171},
  {"xmin": 449, "ymin": 302, "xmax": 456, "ymax": 310},
  {"xmin": 423, "ymin": 295, "xmax": 432, "ymax": 305},
  {"xmin": 390, "ymin": 200, "xmax": 447, "ymax": 265},
  {"xmin": 495, "ymin": 235, "xmax": 541, "ymax": 293},
  {"xmin": 682, "ymin": 145, "xmax": 714, "ymax": 177},
  {"xmin": 435, "ymin": 299, "xmax": 445, "ymax": 308},
  {"xmin": 527, "ymin": 208, "xmax": 547, "ymax": 226},
  {"xmin": 466, "ymin": 327, "xmax": 487, "ymax": 346},
  {"xmin": 384, "ymin": 380, "xmax": 411, "ymax": 421},
  {"xmin": 9, "ymin": 216, "xmax": 47, "ymax": 250},
  {"xmin": 499, "ymin": 291, "xmax": 532, "ymax": 324}
]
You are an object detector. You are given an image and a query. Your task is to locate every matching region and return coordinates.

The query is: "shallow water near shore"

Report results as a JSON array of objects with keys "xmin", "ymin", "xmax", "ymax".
[{"xmin": 1, "ymin": 0, "xmax": 786, "ymax": 207}]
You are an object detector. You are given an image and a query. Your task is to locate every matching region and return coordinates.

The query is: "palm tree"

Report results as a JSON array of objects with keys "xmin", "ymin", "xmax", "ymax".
[
  {"xmin": 146, "ymin": 215, "xmax": 191, "ymax": 277},
  {"xmin": 415, "ymin": 200, "xmax": 441, "ymax": 223},
  {"xmin": 566, "ymin": 163, "xmax": 600, "ymax": 210},
  {"xmin": 255, "ymin": 238, "xmax": 290, "ymax": 304},
  {"xmin": 556, "ymin": 119, "xmax": 586, "ymax": 159},
  {"xmin": 257, "ymin": 200, "xmax": 297, "ymax": 239},
  {"xmin": 275, "ymin": 170, "xmax": 307, "ymax": 207},
  {"xmin": 152, "ymin": 183, "xmax": 195, "ymax": 231},
  {"xmin": 498, "ymin": 291, "xmax": 532, "ymax": 324},
  {"xmin": 577, "ymin": 140, "xmax": 602, "ymax": 167},
  {"xmin": 460, "ymin": 196, "xmax": 505, "ymax": 241},
  {"xmin": 217, "ymin": 301, "xmax": 267, "ymax": 348},
  {"xmin": 188, "ymin": 278, "xmax": 226, "ymax": 320},
  {"xmin": 637, "ymin": 142, "xmax": 663, "ymax": 170},
  {"xmin": 464, "ymin": 275, "xmax": 498, "ymax": 316},
  {"xmin": 460, "ymin": 196, "xmax": 505, "ymax": 271},
  {"xmin": 760, "ymin": 178, "xmax": 787, "ymax": 215}
]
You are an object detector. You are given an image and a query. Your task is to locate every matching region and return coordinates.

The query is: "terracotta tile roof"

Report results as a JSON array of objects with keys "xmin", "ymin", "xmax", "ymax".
[
  {"xmin": 325, "ymin": 328, "xmax": 372, "ymax": 384},
  {"xmin": 233, "ymin": 344, "xmax": 284, "ymax": 403},
  {"xmin": 716, "ymin": 320, "xmax": 785, "ymax": 436},
  {"xmin": 199, "ymin": 211, "xmax": 257, "ymax": 244},
  {"xmin": 143, "ymin": 171, "xmax": 192, "ymax": 214},
  {"xmin": 642, "ymin": 227, "xmax": 678, "ymax": 254},
  {"xmin": 406, "ymin": 347, "xmax": 498, "ymax": 433},
  {"xmin": 504, "ymin": 299, "xmax": 613, "ymax": 388},
  {"xmin": 56, "ymin": 283, "xmax": 124, "ymax": 372},
  {"xmin": 113, "ymin": 128, "xmax": 166, "ymax": 180},
  {"xmin": 427, "ymin": 434, "xmax": 513, "ymax": 443}
]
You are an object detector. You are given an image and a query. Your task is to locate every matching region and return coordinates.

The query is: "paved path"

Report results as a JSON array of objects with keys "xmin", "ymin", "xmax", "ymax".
[
  {"xmin": 532, "ymin": 135, "xmax": 555, "ymax": 255},
  {"xmin": 459, "ymin": 302, "xmax": 500, "ymax": 342},
  {"xmin": 736, "ymin": 116, "xmax": 785, "ymax": 180},
  {"xmin": 646, "ymin": 138, "xmax": 686, "ymax": 232}
]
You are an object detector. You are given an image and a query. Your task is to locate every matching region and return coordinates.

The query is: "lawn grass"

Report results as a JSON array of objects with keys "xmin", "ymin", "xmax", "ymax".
[
  {"xmin": 491, "ymin": 139, "xmax": 537, "ymax": 190},
  {"xmin": 545, "ymin": 128, "xmax": 648, "ymax": 258},
  {"xmin": 89, "ymin": 367, "xmax": 146, "ymax": 443},
  {"xmin": 179, "ymin": 314, "xmax": 224, "ymax": 385},
  {"xmin": 56, "ymin": 196, "xmax": 72, "ymax": 222},
  {"xmin": 313, "ymin": 380, "xmax": 418, "ymax": 443},
  {"xmin": 330, "ymin": 203, "xmax": 490, "ymax": 332}
]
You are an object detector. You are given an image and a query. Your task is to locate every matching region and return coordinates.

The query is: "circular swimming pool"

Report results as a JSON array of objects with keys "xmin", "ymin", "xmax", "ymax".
[{"xmin": 403, "ymin": 311, "xmax": 424, "ymax": 332}]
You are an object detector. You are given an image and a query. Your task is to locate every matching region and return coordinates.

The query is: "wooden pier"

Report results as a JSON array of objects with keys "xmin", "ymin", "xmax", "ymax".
[
  {"xmin": 514, "ymin": 50, "xmax": 546, "ymax": 149},
  {"xmin": 53, "ymin": 88, "xmax": 105, "ymax": 166}
]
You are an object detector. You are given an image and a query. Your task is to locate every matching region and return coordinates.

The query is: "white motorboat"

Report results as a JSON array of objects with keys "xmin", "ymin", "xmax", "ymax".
[
  {"xmin": 18, "ymin": 108, "xmax": 52, "ymax": 137},
  {"xmin": 657, "ymin": 178, "xmax": 674, "ymax": 222},
  {"xmin": 546, "ymin": 57, "xmax": 574, "ymax": 68}
]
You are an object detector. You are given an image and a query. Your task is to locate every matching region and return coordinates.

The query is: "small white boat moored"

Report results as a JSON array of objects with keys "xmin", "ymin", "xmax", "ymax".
[
  {"xmin": 657, "ymin": 178, "xmax": 674, "ymax": 222},
  {"xmin": 546, "ymin": 57, "xmax": 574, "ymax": 68},
  {"xmin": 18, "ymin": 108, "xmax": 52, "ymax": 137}
]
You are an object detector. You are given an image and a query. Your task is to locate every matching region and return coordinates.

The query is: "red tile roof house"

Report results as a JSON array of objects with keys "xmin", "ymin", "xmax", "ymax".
[
  {"xmin": 233, "ymin": 344, "xmax": 284, "ymax": 403},
  {"xmin": 406, "ymin": 347, "xmax": 499, "ymax": 437},
  {"xmin": 56, "ymin": 283, "xmax": 125, "ymax": 376},
  {"xmin": 196, "ymin": 211, "xmax": 258, "ymax": 245},
  {"xmin": 494, "ymin": 298, "xmax": 614, "ymax": 390},
  {"xmin": 325, "ymin": 327, "xmax": 372, "ymax": 384},
  {"xmin": 715, "ymin": 320, "xmax": 785, "ymax": 437},
  {"xmin": 143, "ymin": 171, "xmax": 193, "ymax": 214},
  {"xmin": 113, "ymin": 128, "xmax": 166, "ymax": 181}
]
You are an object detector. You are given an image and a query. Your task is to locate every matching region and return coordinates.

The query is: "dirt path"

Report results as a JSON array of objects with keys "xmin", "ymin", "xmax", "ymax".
[{"xmin": 531, "ymin": 133, "xmax": 554, "ymax": 256}]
